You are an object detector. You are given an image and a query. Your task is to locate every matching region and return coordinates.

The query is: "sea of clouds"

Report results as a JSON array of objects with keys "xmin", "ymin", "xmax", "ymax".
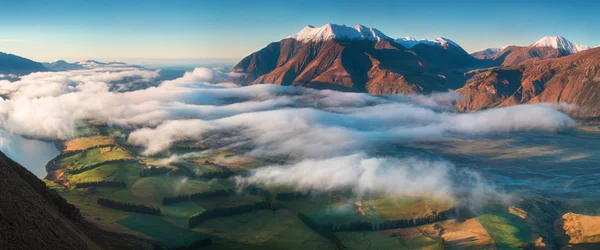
[{"xmin": 0, "ymin": 63, "xmax": 576, "ymax": 201}]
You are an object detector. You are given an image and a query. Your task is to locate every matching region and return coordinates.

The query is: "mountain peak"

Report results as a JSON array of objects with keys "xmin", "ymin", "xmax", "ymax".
[
  {"xmin": 289, "ymin": 23, "xmax": 391, "ymax": 42},
  {"xmin": 531, "ymin": 36, "xmax": 590, "ymax": 53},
  {"xmin": 394, "ymin": 36, "xmax": 463, "ymax": 50}
]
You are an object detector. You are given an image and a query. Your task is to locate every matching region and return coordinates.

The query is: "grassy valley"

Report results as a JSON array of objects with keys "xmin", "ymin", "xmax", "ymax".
[{"xmin": 38, "ymin": 120, "xmax": 553, "ymax": 249}]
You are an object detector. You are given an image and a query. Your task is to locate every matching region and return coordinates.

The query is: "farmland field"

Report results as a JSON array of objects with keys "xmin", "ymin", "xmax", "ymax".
[
  {"xmin": 63, "ymin": 136, "xmax": 115, "ymax": 151},
  {"xmin": 60, "ymin": 146, "xmax": 134, "ymax": 170},
  {"xmin": 129, "ymin": 176, "xmax": 227, "ymax": 204},
  {"xmin": 117, "ymin": 213, "xmax": 208, "ymax": 248},
  {"xmin": 67, "ymin": 162, "xmax": 142, "ymax": 185}
]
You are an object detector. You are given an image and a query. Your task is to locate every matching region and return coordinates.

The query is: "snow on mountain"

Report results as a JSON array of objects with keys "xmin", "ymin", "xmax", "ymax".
[
  {"xmin": 471, "ymin": 46, "xmax": 507, "ymax": 55},
  {"xmin": 531, "ymin": 36, "xmax": 590, "ymax": 53},
  {"xmin": 395, "ymin": 36, "xmax": 462, "ymax": 49},
  {"xmin": 289, "ymin": 23, "xmax": 465, "ymax": 50},
  {"xmin": 484, "ymin": 46, "xmax": 508, "ymax": 53},
  {"xmin": 289, "ymin": 24, "xmax": 391, "ymax": 42}
]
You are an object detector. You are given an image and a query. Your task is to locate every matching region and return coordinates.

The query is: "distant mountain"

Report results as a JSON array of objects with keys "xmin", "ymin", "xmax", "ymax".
[
  {"xmin": 470, "ymin": 47, "xmax": 506, "ymax": 59},
  {"xmin": 457, "ymin": 47, "xmax": 600, "ymax": 119},
  {"xmin": 42, "ymin": 60, "xmax": 84, "ymax": 71},
  {"xmin": 0, "ymin": 52, "xmax": 47, "ymax": 74},
  {"xmin": 394, "ymin": 36, "xmax": 461, "ymax": 49},
  {"xmin": 233, "ymin": 23, "xmax": 479, "ymax": 94},
  {"xmin": 43, "ymin": 59, "xmax": 147, "ymax": 72},
  {"xmin": 477, "ymin": 36, "xmax": 590, "ymax": 66}
]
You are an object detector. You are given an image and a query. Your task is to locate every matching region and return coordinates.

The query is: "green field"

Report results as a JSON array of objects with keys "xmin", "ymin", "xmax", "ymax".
[
  {"xmin": 477, "ymin": 207, "xmax": 531, "ymax": 249},
  {"xmin": 63, "ymin": 136, "xmax": 116, "ymax": 151},
  {"xmin": 118, "ymin": 213, "xmax": 208, "ymax": 248},
  {"xmin": 56, "ymin": 188, "xmax": 132, "ymax": 222},
  {"xmin": 130, "ymin": 176, "xmax": 227, "ymax": 205},
  {"xmin": 46, "ymin": 120, "xmax": 548, "ymax": 250},
  {"xmin": 362, "ymin": 196, "xmax": 454, "ymax": 220},
  {"xmin": 68, "ymin": 162, "xmax": 142, "ymax": 186},
  {"xmin": 336, "ymin": 232, "xmax": 444, "ymax": 250},
  {"xmin": 308, "ymin": 203, "xmax": 362, "ymax": 227},
  {"xmin": 161, "ymin": 201, "xmax": 206, "ymax": 227},
  {"xmin": 194, "ymin": 209, "xmax": 334, "ymax": 249},
  {"xmin": 194, "ymin": 194, "xmax": 265, "ymax": 210},
  {"xmin": 60, "ymin": 146, "xmax": 135, "ymax": 170}
]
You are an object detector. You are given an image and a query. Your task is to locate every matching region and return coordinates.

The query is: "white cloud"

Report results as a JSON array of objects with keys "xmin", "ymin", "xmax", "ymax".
[{"xmin": 0, "ymin": 65, "xmax": 576, "ymax": 202}]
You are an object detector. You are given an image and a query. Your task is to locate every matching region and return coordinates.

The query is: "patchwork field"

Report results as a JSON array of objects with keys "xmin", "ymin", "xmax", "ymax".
[
  {"xmin": 67, "ymin": 162, "xmax": 142, "ymax": 186},
  {"xmin": 118, "ymin": 213, "xmax": 208, "ymax": 248},
  {"xmin": 63, "ymin": 136, "xmax": 115, "ymax": 152},
  {"xmin": 477, "ymin": 207, "xmax": 531, "ymax": 249},
  {"xmin": 194, "ymin": 209, "xmax": 334, "ymax": 250},
  {"xmin": 336, "ymin": 231, "xmax": 443, "ymax": 250},
  {"xmin": 60, "ymin": 146, "xmax": 135, "ymax": 170},
  {"xmin": 44, "ymin": 121, "xmax": 564, "ymax": 249}
]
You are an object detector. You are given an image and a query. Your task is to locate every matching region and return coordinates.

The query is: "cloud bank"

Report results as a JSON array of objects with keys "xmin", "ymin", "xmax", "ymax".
[{"xmin": 0, "ymin": 63, "xmax": 576, "ymax": 201}]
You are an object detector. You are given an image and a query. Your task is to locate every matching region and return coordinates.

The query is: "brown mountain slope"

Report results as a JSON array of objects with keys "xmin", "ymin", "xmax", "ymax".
[
  {"xmin": 233, "ymin": 38, "xmax": 479, "ymax": 94},
  {"xmin": 0, "ymin": 150, "xmax": 159, "ymax": 250},
  {"xmin": 456, "ymin": 47, "xmax": 600, "ymax": 119},
  {"xmin": 491, "ymin": 45, "xmax": 570, "ymax": 66},
  {"xmin": 471, "ymin": 48, "xmax": 503, "ymax": 60}
]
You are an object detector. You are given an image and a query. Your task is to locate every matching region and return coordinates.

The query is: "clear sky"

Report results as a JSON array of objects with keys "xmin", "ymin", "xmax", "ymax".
[{"xmin": 0, "ymin": 0, "xmax": 598, "ymax": 63}]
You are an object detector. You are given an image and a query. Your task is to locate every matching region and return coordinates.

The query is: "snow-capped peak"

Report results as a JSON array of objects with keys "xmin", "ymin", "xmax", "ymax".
[
  {"xmin": 394, "ymin": 36, "xmax": 462, "ymax": 49},
  {"xmin": 478, "ymin": 46, "xmax": 507, "ymax": 54},
  {"xmin": 289, "ymin": 24, "xmax": 391, "ymax": 42},
  {"xmin": 531, "ymin": 36, "xmax": 590, "ymax": 53}
]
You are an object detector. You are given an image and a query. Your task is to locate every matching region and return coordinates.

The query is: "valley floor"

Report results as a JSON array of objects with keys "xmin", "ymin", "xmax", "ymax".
[{"xmin": 39, "ymin": 121, "xmax": 600, "ymax": 249}]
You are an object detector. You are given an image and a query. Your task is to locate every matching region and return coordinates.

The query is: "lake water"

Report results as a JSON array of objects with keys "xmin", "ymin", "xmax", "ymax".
[{"xmin": 0, "ymin": 130, "xmax": 60, "ymax": 177}]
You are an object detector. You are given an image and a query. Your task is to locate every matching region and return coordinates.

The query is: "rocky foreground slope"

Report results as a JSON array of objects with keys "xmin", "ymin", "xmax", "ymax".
[{"xmin": 0, "ymin": 150, "xmax": 158, "ymax": 250}]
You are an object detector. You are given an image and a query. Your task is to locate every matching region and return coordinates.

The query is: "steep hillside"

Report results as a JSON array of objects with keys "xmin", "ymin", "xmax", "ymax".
[
  {"xmin": 456, "ymin": 47, "xmax": 600, "ymax": 119},
  {"xmin": 0, "ymin": 150, "xmax": 159, "ymax": 249},
  {"xmin": 233, "ymin": 24, "xmax": 480, "ymax": 94}
]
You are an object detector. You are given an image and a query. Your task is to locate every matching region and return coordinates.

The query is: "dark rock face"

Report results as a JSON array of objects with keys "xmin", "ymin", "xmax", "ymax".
[
  {"xmin": 456, "ymin": 47, "xmax": 600, "ymax": 119},
  {"xmin": 0, "ymin": 150, "xmax": 159, "ymax": 250},
  {"xmin": 0, "ymin": 52, "xmax": 47, "ymax": 74},
  {"xmin": 233, "ymin": 38, "xmax": 480, "ymax": 94}
]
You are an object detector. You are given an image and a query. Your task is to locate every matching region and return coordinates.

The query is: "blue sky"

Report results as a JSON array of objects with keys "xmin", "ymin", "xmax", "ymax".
[{"xmin": 0, "ymin": 0, "xmax": 598, "ymax": 63}]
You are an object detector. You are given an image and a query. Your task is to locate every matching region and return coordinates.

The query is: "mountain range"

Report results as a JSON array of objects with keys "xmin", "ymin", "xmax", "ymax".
[
  {"xmin": 232, "ymin": 24, "xmax": 598, "ymax": 118},
  {"xmin": 1, "ymin": 24, "xmax": 598, "ymax": 119},
  {"xmin": 471, "ymin": 36, "xmax": 591, "ymax": 66}
]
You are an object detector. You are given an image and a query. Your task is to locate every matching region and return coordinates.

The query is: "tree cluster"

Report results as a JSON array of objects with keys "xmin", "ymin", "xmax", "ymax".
[
  {"xmin": 75, "ymin": 181, "xmax": 126, "ymax": 188},
  {"xmin": 96, "ymin": 198, "xmax": 160, "ymax": 215},
  {"xmin": 188, "ymin": 201, "xmax": 280, "ymax": 228},
  {"xmin": 68, "ymin": 159, "xmax": 138, "ymax": 174},
  {"xmin": 162, "ymin": 190, "xmax": 232, "ymax": 205},
  {"xmin": 172, "ymin": 237, "xmax": 212, "ymax": 250},
  {"xmin": 140, "ymin": 165, "xmax": 172, "ymax": 177},
  {"xmin": 333, "ymin": 212, "xmax": 447, "ymax": 232},
  {"xmin": 297, "ymin": 213, "xmax": 345, "ymax": 250}
]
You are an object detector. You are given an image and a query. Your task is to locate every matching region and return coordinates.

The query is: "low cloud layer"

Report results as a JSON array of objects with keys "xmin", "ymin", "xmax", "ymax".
[{"xmin": 0, "ymin": 64, "xmax": 576, "ymax": 201}]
